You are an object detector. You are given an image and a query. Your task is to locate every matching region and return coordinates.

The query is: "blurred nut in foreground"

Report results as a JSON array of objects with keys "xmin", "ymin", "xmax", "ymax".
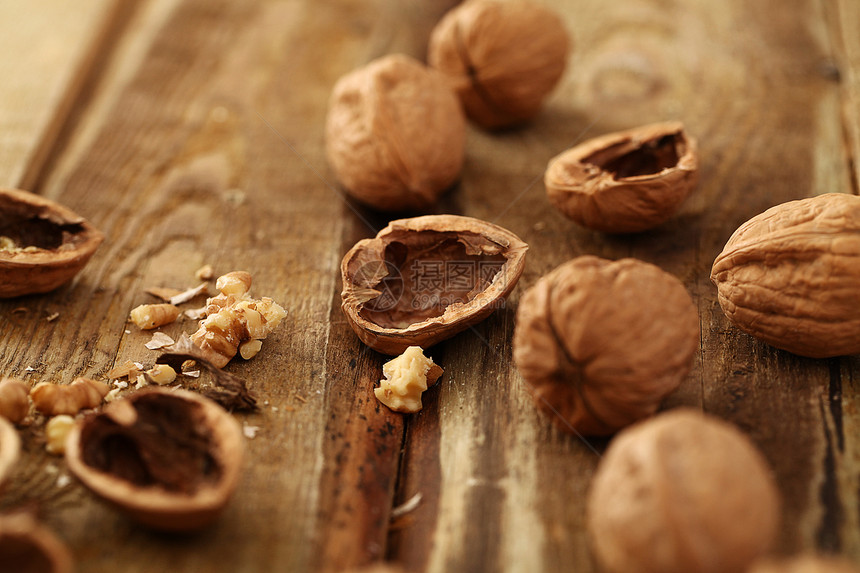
[
  {"xmin": 711, "ymin": 193, "xmax": 860, "ymax": 358},
  {"xmin": 750, "ymin": 555, "xmax": 860, "ymax": 573},
  {"xmin": 513, "ymin": 256, "xmax": 698, "ymax": 435},
  {"xmin": 587, "ymin": 409, "xmax": 780, "ymax": 573},
  {"xmin": 65, "ymin": 387, "xmax": 244, "ymax": 531},
  {"xmin": 0, "ymin": 416, "xmax": 20, "ymax": 490},
  {"xmin": 325, "ymin": 54, "xmax": 466, "ymax": 211},
  {"xmin": 0, "ymin": 378, "xmax": 30, "ymax": 423},
  {"xmin": 0, "ymin": 513, "xmax": 73, "ymax": 573},
  {"xmin": 0, "ymin": 188, "xmax": 104, "ymax": 298},
  {"xmin": 545, "ymin": 121, "xmax": 698, "ymax": 233},
  {"xmin": 30, "ymin": 377, "xmax": 109, "ymax": 416},
  {"xmin": 429, "ymin": 0, "xmax": 569, "ymax": 129}
]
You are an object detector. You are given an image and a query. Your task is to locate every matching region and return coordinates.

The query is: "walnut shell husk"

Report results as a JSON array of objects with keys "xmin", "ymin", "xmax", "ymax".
[
  {"xmin": 750, "ymin": 556, "xmax": 860, "ymax": 573},
  {"xmin": 428, "ymin": 0, "xmax": 569, "ymax": 129},
  {"xmin": 0, "ymin": 513, "xmax": 73, "ymax": 573},
  {"xmin": 0, "ymin": 188, "xmax": 104, "ymax": 298},
  {"xmin": 0, "ymin": 416, "xmax": 20, "ymax": 491},
  {"xmin": 325, "ymin": 54, "xmax": 466, "ymax": 211},
  {"xmin": 587, "ymin": 409, "xmax": 781, "ymax": 573},
  {"xmin": 512, "ymin": 256, "xmax": 698, "ymax": 436},
  {"xmin": 427, "ymin": 0, "xmax": 568, "ymax": 129},
  {"xmin": 545, "ymin": 121, "xmax": 698, "ymax": 233},
  {"xmin": 711, "ymin": 193, "xmax": 860, "ymax": 358},
  {"xmin": 341, "ymin": 214, "xmax": 528, "ymax": 355},
  {"xmin": 65, "ymin": 388, "xmax": 244, "ymax": 532}
]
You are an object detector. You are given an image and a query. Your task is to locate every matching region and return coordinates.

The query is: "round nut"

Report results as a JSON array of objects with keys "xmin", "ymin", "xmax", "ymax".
[
  {"xmin": 428, "ymin": 0, "xmax": 569, "ymax": 129},
  {"xmin": 711, "ymin": 193, "xmax": 860, "ymax": 358},
  {"xmin": 65, "ymin": 387, "xmax": 244, "ymax": 532},
  {"xmin": 587, "ymin": 409, "xmax": 781, "ymax": 573},
  {"xmin": 0, "ymin": 188, "xmax": 104, "ymax": 298},
  {"xmin": 513, "ymin": 256, "xmax": 698, "ymax": 435},
  {"xmin": 325, "ymin": 54, "xmax": 466, "ymax": 211},
  {"xmin": 341, "ymin": 214, "xmax": 528, "ymax": 355},
  {"xmin": 750, "ymin": 556, "xmax": 860, "ymax": 573},
  {"xmin": 0, "ymin": 416, "xmax": 20, "ymax": 491},
  {"xmin": 0, "ymin": 378, "xmax": 30, "ymax": 424},
  {"xmin": 545, "ymin": 121, "xmax": 698, "ymax": 233},
  {"xmin": 0, "ymin": 513, "xmax": 73, "ymax": 573}
]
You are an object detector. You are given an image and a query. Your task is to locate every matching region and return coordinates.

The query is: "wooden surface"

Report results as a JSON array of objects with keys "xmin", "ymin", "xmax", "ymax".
[{"xmin": 1, "ymin": 0, "xmax": 859, "ymax": 571}]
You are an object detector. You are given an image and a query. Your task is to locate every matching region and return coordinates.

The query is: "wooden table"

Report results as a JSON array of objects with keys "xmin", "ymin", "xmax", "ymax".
[{"xmin": 1, "ymin": 0, "xmax": 859, "ymax": 571}]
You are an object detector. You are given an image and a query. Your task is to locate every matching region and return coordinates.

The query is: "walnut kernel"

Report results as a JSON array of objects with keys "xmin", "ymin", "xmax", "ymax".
[
  {"xmin": 374, "ymin": 346, "xmax": 444, "ymax": 413},
  {"xmin": 45, "ymin": 415, "xmax": 76, "ymax": 455},
  {"xmin": 30, "ymin": 378, "xmax": 109, "ymax": 416},
  {"xmin": 145, "ymin": 364, "xmax": 177, "ymax": 386},
  {"xmin": 0, "ymin": 416, "xmax": 20, "ymax": 490},
  {"xmin": 129, "ymin": 303, "xmax": 180, "ymax": 330}
]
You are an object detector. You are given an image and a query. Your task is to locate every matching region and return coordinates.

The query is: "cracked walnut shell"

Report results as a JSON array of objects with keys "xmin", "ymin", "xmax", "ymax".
[
  {"xmin": 711, "ymin": 193, "xmax": 860, "ymax": 358},
  {"xmin": 65, "ymin": 387, "xmax": 243, "ymax": 531},
  {"xmin": 513, "ymin": 256, "xmax": 698, "ymax": 435},
  {"xmin": 341, "ymin": 215, "xmax": 527, "ymax": 355},
  {"xmin": 587, "ymin": 409, "xmax": 780, "ymax": 573},
  {"xmin": 545, "ymin": 122, "xmax": 698, "ymax": 233},
  {"xmin": 325, "ymin": 54, "xmax": 466, "ymax": 211},
  {"xmin": 0, "ymin": 188, "xmax": 104, "ymax": 298},
  {"xmin": 0, "ymin": 513, "xmax": 73, "ymax": 573},
  {"xmin": 428, "ymin": 0, "xmax": 569, "ymax": 129}
]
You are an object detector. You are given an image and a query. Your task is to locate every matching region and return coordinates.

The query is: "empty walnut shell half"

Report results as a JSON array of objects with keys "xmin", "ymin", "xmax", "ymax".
[
  {"xmin": 325, "ymin": 54, "xmax": 466, "ymax": 211},
  {"xmin": 0, "ymin": 416, "xmax": 20, "ymax": 491},
  {"xmin": 341, "ymin": 214, "xmax": 528, "ymax": 355},
  {"xmin": 428, "ymin": 0, "xmax": 570, "ymax": 129},
  {"xmin": 513, "ymin": 256, "xmax": 698, "ymax": 436},
  {"xmin": 545, "ymin": 121, "xmax": 698, "ymax": 233},
  {"xmin": 65, "ymin": 387, "xmax": 244, "ymax": 532},
  {"xmin": 0, "ymin": 513, "xmax": 73, "ymax": 573},
  {"xmin": 712, "ymin": 193, "xmax": 860, "ymax": 358},
  {"xmin": 0, "ymin": 188, "xmax": 104, "ymax": 298}
]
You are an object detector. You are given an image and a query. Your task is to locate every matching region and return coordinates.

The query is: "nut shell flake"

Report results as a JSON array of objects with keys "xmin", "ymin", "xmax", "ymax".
[
  {"xmin": 545, "ymin": 121, "xmax": 698, "ymax": 233},
  {"xmin": 341, "ymin": 215, "xmax": 527, "ymax": 355},
  {"xmin": 0, "ymin": 188, "xmax": 104, "ymax": 298},
  {"xmin": 711, "ymin": 193, "xmax": 860, "ymax": 358},
  {"xmin": 513, "ymin": 256, "xmax": 698, "ymax": 435}
]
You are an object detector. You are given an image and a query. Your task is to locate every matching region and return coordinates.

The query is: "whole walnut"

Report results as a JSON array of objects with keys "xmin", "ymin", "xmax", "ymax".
[
  {"xmin": 512, "ymin": 256, "xmax": 698, "ymax": 436},
  {"xmin": 711, "ymin": 193, "xmax": 860, "ymax": 358},
  {"xmin": 750, "ymin": 556, "xmax": 860, "ymax": 573},
  {"xmin": 428, "ymin": 0, "xmax": 569, "ymax": 129},
  {"xmin": 587, "ymin": 409, "xmax": 781, "ymax": 573},
  {"xmin": 325, "ymin": 54, "xmax": 466, "ymax": 211}
]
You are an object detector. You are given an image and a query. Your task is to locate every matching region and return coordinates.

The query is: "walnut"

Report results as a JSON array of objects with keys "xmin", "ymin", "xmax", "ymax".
[
  {"xmin": 0, "ymin": 378, "xmax": 30, "ymax": 423},
  {"xmin": 750, "ymin": 556, "xmax": 860, "ymax": 573},
  {"xmin": 65, "ymin": 387, "xmax": 244, "ymax": 531},
  {"xmin": 545, "ymin": 121, "xmax": 698, "ymax": 233},
  {"xmin": 0, "ymin": 416, "xmax": 20, "ymax": 491},
  {"xmin": 0, "ymin": 513, "xmax": 73, "ymax": 573},
  {"xmin": 45, "ymin": 415, "xmax": 76, "ymax": 455},
  {"xmin": 30, "ymin": 377, "xmax": 109, "ymax": 416},
  {"xmin": 325, "ymin": 54, "xmax": 466, "ymax": 211},
  {"xmin": 428, "ymin": 0, "xmax": 570, "ymax": 129},
  {"xmin": 0, "ymin": 188, "xmax": 103, "ymax": 298},
  {"xmin": 512, "ymin": 256, "xmax": 698, "ymax": 435},
  {"xmin": 129, "ymin": 303, "xmax": 180, "ymax": 330},
  {"xmin": 587, "ymin": 409, "xmax": 781, "ymax": 573},
  {"xmin": 711, "ymin": 193, "xmax": 860, "ymax": 357},
  {"xmin": 374, "ymin": 346, "xmax": 444, "ymax": 413},
  {"xmin": 341, "ymin": 214, "xmax": 528, "ymax": 355}
]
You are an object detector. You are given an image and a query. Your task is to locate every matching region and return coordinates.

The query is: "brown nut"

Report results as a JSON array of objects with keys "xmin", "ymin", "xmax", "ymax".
[
  {"xmin": 0, "ymin": 513, "xmax": 73, "ymax": 573},
  {"xmin": 0, "ymin": 378, "xmax": 30, "ymax": 423},
  {"xmin": 545, "ymin": 121, "xmax": 698, "ymax": 233},
  {"xmin": 0, "ymin": 416, "xmax": 20, "ymax": 491},
  {"xmin": 587, "ymin": 409, "xmax": 781, "ymax": 573},
  {"xmin": 341, "ymin": 215, "xmax": 527, "ymax": 355},
  {"xmin": 513, "ymin": 256, "xmax": 698, "ymax": 435},
  {"xmin": 30, "ymin": 377, "xmax": 109, "ymax": 416},
  {"xmin": 711, "ymin": 193, "xmax": 860, "ymax": 358},
  {"xmin": 65, "ymin": 387, "xmax": 244, "ymax": 532},
  {"xmin": 750, "ymin": 556, "xmax": 860, "ymax": 573},
  {"xmin": 0, "ymin": 188, "xmax": 104, "ymax": 298},
  {"xmin": 428, "ymin": 0, "xmax": 569, "ymax": 129},
  {"xmin": 325, "ymin": 54, "xmax": 466, "ymax": 211}
]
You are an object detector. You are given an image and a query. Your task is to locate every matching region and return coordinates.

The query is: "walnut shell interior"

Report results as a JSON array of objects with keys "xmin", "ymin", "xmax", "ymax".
[
  {"xmin": 341, "ymin": 215, "xmax": 527, "ymax": 354},
  {"xmin": 0, "ymin": 416, "xmax": 20, "ymax": 491},
  {"xmin": 65, "ymin": 388, "xmax": 243, "ymax": 531},
  {"xmin": 0, "ymin": 514, "xmax": 73, "ymax": 573},
  {"xmin": 0, "ymin": 188, "xmax": 104, "ymax": 298}
]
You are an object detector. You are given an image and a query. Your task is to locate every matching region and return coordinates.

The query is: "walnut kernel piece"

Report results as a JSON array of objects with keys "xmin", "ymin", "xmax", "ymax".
[
  {"xmin": 30, "ymin": 378, "xmax": 109, "ymax": 416},
  {"xmin": 325, "ymin": 54, "xmax": 466, "ymax": 211},
  {"xmin": 45, "ymin": 415, "xmax": 76, "ymax": 455},
  {"xmin": 374, "ymin": 346, "xmax": 444, "ymax": 413},
  {"xmin": 750, "ymin": 556, "xmax": 860, "ymax": 573},
  {"xmin": 711, "ymin": 193, "xmax": 860, "ymax": 358},
  {"xmin": 545, "ymin": 122, "xmax": 698, "ymax": 233},
  {"xmin": 145, "ymin": 364, "xmax": 176, "ymax": 386},
  {"xmin": 0, "ymin": 188, "xmax": 104, "ymax": 298},
  {"xmin": 587, "ymin": 409, "xmax": 780, "ymax": 573},
  {"xmin": 65, "ymin": 388, "xmax": 244, "ymax": 531},
  {"xmin": 239, "ymin": 340, "xmax": 262, "ymax": 360},
  {"xmin": 428, "ymin": 0, "xmax": 569, "ymax": 129},
  {"xmin": 0, "ymin": 378, "xmax": 30, "ymax": 423},
  {"xmin": 513, "ymin": 256, "xmax": 698, "ymax": 436},
  {"xmin": 129, "ymin": 303, "xmax": 180, "ymax": 330},
  {"xmin": 341, "ymin": 215, "xmax": 528, "ymax": 355},
  {"xmin": 0, "ymin": 416, "xmax": 20, "ymax": 491},
  {"xmin": 0, "ymin": 513, "xmax": 73, "ymax": 573}
]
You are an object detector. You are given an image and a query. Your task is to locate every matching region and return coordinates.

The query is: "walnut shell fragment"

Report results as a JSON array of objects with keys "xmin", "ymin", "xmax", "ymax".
[
  {"xmin": 587, "ymin": 409, "xmax": 780, "ymax": 573},
  {"xmin": 0, "ymin": 513, "xmax": 73, "ymax": 573},
  {"xmin": 545, "ymin": 121, "xmax": 698, "ymax": 233},
  {"xmin": 325, "ymin": 54, "xmax": 466, "ymax": 211},
  {"xmin": 429, "ymin": 0, "xmax": 570, "ymax": 129},
  {"xmin": 0, "ymin": 416, "xmax": 20, "ymax": 491},
  {"xmin": 711, "ymin": 193, "xmax": 860, "ymax": 358},
  {"xmin": 342, "ymin": 215, "xmax": 528, "ymax": 355},
  {"xmin": 513, "ymin": 256, "xmax": 698, "ymax": 435},
  {"xmin": 65, "ymin": 388, "xmax": 244, "ymax": 531},
  {"xmin": 0, "ymin": 188, "xmax": 104, "ymax": 298}
]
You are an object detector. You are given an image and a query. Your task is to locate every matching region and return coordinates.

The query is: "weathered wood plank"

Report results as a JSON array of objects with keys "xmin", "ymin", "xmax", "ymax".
[{"xmin": 832, "ymin": 0, "xmax": 860, "ymax": 193}]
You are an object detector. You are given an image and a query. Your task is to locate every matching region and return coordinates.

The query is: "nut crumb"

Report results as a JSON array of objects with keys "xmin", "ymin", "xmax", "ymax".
[
  {"xmin": 45, "ymin": 415, "xmax": 76, "ymax": 454},
  {"xmin": 145, "ymin": 364, "xmax": 177, "ymax": 386},
  {"xmin": 196, "ymin": 265, "xmax": 214, "ymax": 281},
  {"xmin": 239, "ymin": 339, "xmax": 263, "ymax": 360},
  {"xmin": 45, "ymin": 312, "xmax": 59, "ymax": 322},
  {"xmin": 374, "ymin": 346, "xmax": 443, "ymax": 413},
  {"xmin": 169, "ymin": 283, "xmax": 208, "ymax": 306},
  {"xmin": 243, "ymin": 423, "xmax": 260, "ymax": 439}
]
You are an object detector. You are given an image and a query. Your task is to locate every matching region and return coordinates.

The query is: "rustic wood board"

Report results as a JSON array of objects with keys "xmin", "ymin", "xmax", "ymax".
[{"xmin": 0, "ymin": 0, "xmax": 859, "ymax": 571}]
